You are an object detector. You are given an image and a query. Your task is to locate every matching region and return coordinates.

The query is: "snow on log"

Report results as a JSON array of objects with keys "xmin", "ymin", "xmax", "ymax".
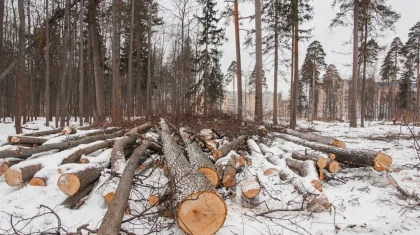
[
  {"xmin": 7, "ymin": 136, "xmax": 48, "ymax": 145},
  {"xmin": 213, "ymin": 135, "xmax": 248, "ymax": 159},
  {"xmin": 0, "ymin": 130, "xmax": 125, "ymax": 160},
  {"xmin": 215, "ymin": 154, "xmax": 241, "ymax": 188},
  {"xmin": 282, "ymin": 129, "xmax": 346, "ymax": 148},
  {"xmin": 61, "ymin": 139, "xmax": 115, "ymax": 164},
  {"xmin": 0, "ymin": 158, "xmax": 22, "ymax": 176},
  {"xmin": 79, "ymin": 149, "xmax": 112, "ymax": 165},
  {"xmin": 61, "ymin": 182, "xmax": 95, "ymax": 209},
  {"xmin": 61, "ymin": 126, "xmax": 77, "ymax": 135},
  {"xmin": 292, "ymin": 152, "xmax": 340, "ymax": 173},
  {"xmin": 22, "ymin": 128, "xmax": 63, "ymax": 137},
  {"xmin": 274, "ymin": 133, "xmax": 392, "ymax": 172},
  {"xmin": 285, "ymin": 158, "xmax": 322, "ymax": 192},
  {"xmin": 180, "ymin": 127, "xmax": 219, "ymax": 186},
  {"xmin": 43, "ymin": 127, "xmax": 120, "ymax": 145},
  {"xmin": 97, "ymin": 141, "xmax": 150, "ymax": 235},
  {"xmin": 5, "ymin": 164, "xmax": 43, "ymax": 187},
  {"xmin": 200, "ymin": 129, "xmax": 214, "ymax": 140},
  {"xmin": 102, "ymin": 123, "xmax": 152, "ymax": 205},
  {"xmin": 239, "ymin": 168, "xmax": 261, "ymax": 199},
  {"xmin": 57, "ymin": 164, "xmax": 103, "ymax": 196},
  {"xmin": 160, "ymin": 119, "xmax": 227, "ymax": 235}
]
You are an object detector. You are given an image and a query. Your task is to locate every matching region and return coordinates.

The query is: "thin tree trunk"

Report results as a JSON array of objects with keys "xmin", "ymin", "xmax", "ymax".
[
  {"xmin": 312, "ymin": 60, "xmax": 316, "ymax": 120},
  {"xmin": 361, "ymin": 16, "xmax": 368, "ymax": 127},
  {"xmin": 45, "ymin": 0, "xmax": 50, "ymax": 126},
  {"xmin": 273, "ymin": 0, "xmax": 279, "ymax": 125},
  {"xmin": 254, "ymin": 0, "xmax": 263, "ymax": 122},
  {"xmin": 350, "ymin": 0, "xmax": 359, "ymax": 128},
  {"xmin": 78, "ymin": 0, "xmax": 84, "ymax": 126},
  {"xmin": 417, "ymin": 43, "xmax": 419, "ymax": 121},
  {"xmin": 127, "ymin": 0, "xmax": 134, "ymax": 120},
  {"xmin": 146, "ymin": 0, "xmax": 152, "ymax": 116},
  {"xmin": 291, "ymin": 1, "xmax": 299, "ymax": 129},
  {"xmin": 234, "ymin": 0, "xmax": 242, "ymax": 121},
  {"xmin": 59, "ymin": 0, "xmax": 70, "ymax": 127},
  {"xmin": 15, "ymin": 0, "xmax": 25, "ymax": 134},
  {"xmin": 290, "ymin": 27, "xmax": 294, "ymax": 126}
]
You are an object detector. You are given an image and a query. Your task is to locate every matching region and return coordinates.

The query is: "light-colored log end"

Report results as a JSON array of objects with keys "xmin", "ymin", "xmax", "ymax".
[
  {"xmin": 30, "ymin": 177, "xmax": 47, "ymax": 186},
  {"xmin": 237, "ymin": 156, "xmax": 246, "ymax": 167},
  {"xmin": 329, "ymin": 161, "xmax": 340, "ymax": 173},
  {"xmin": 311, "ymin": 180, "xmax": 323, "ymax": 192},
  {"xmin": 104, "ymin": 192, "xmax": 114, "ymax": 205},
  {"xmin": 177, "ymin": 191, "xmax": 227, "ymax": 235},
  {"xmin": 263, "ymin": 168, "xmax": 278, "ymax": 176},
  {"xmin": 57, "ymin": 174, "xmax": 81, "ymax": 196},
  {"xmin": 374, "ymin": 152, "xmax": 393, "ymax": 172},
  {"xmin": 198, "ymin": 167, "xmax": 220, "ymax": 187},
  {"xmin": 222, "ymin": 173, "xmax": 236, "ymax": 188},
  {"xmin": 205, "ymin": 140, "xmax": 218, "ymax": 151},
  {"xmin": 213, "ymin": 150, "xmax": 223, "ymax": 159},
  {"xmin": 329, "ymin": 154, "xmax": 336, "ymax": 160},
  {"xmin": 5, "ymin": 168, "xmax": 22, "ymax": 186},
  {"xmin": 10, "ymin": 136, "xmax": 21, "ymax": 144},
  {"xmin": 149, "ymin": 195, "xmax": 159, "ymax": 206},
  {"xmin": 241, "ymin": 178, "xmax": 261, "ymax": 199},
  {"xmin": 0, "ymin": 162, "xmax": 10, "ymax": 176},
  {"xmin": 317, "ymin": 157, "xmax": 328, "ymax": 169},
  {"xmin": 80, "ymin": 158, "xmax": 89, "ymax": 164},
  {"xmin": 332, "ymin": 139, "xmax": 346, "ymax": 148}
]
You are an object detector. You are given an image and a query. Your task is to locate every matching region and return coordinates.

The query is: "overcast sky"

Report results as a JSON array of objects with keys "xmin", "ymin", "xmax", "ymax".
[{"xmin": 219, "ymin": 0, "xmax": 420, "ymax": 96}]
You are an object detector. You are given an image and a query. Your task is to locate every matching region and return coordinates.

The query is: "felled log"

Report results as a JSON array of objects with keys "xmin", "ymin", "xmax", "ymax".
[
  {"xmin": 0, "ymin": 130, "xmax": 125, "ymax": 160},
  {"xmin": 103, "ymin": 123, "xmax": 152, "ymax": 204},
  {"xmin": 274, "ymin": 133, "xmax": 392, "ymax": 172},
  {"xmin": 0, "ymin": 158, "xmax": 22, "ymax": 176},
  {"xmin": 22, "ymin": 128, "xmax": 63, "ymax": 137},
  {"xmin": 240, "ymin": 169, "xmax": 261, "ymax": 199},
  {"xmin": 61, "ymin": 139, "xmax": 115, "ymax": 164},
  {"xmin": 160, "ymin": 119, "xmax": 227, "ymax": 235},
  {"xmin": 97, "ymin": 141, "xmax": 150, "ymax": 235},
  {"xmin": 213, "ymin": 135, "xmax": 248, "ymax": 159},
  {"xmin": 292, "ymin": 152, "xmax": 340, "ymax": 173},
  {"xmin": 200, "ymin": 129, "xmax": 214, "ymax": 140},
  {"xmin": 61, "ymin": 182, "xmax": 96, "ymax": 209},
  {"xmin": 44, "ymin": 127, "xmax": 120, "ymax": 145},
  {"xmin": 57, "ymin": 164, "xmax": 103, "ymax": 196},
  {"xmin": 180, "ymin": 127, "xmax": 219, "ymax": 186},
  {"xmin": 62, "ymin": 126, "xmax": 77, "ymax": 135},
  {"xmin": 6, "ymin": 164, "xmax": 43, "ymax": 187},
  {"xmin": 285, "ymin": 158, "xmax": 322, "ymax": 192},
  {"xmin": 29, "ymin": 177, "xmax": 47, "ymax": 186},
  {"xmin": 215, "ymin": 155, "xmax": 238, "ymax": 188},
  {"xmin": 7, "ymin": 136, "xmax": 48, "ymax": 145},
  {"xmin": 282, "ymin": 129, "xmax": 346, "ymax": 148}
]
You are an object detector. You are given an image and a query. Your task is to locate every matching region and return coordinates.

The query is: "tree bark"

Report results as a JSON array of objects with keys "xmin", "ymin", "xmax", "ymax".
[
  {"xmin": 45, "ymin": 0, "xmax": 50, "ymax": 127},
  {"xmin": 282, "ymin": 128, "xmax": 346, "ymax": 148},
  {"xmin": 0, "ymin": 130, "xmax": 125, "ymax": 159},
  {"xmin": 97, "ymin": 141, "xmax": 150, "ymax": 235},
  {"xmin": 22, "ymin": 128, "xmax": 63, "ymax": 137},
  {"xmin": 180, "ymin": 127, "xmax": 219, "ymax": 186},
  {"xmin": 7, "ymin": 136, "xmax": 48, "ymax": 145},
  {"xmin": 57, "ymin": 164, "xmax": 103, "ymax": 196},
  {"xmin": 61, "ymin": 139, "xmax": 115, "ymax": 165},
  {"xmin": 291, "ymin": 152, "xmax": 340, "ymax": 173},
  {"xmin": 350, "ymin": 0, "xmax": 359, "ymax": 128},
  {"xmin": 274, "ymin": 133, "xmax": 392, "ymax": 171},
  {"xmin": 127, "ymin": 0, "xmax": 135, "ymax": 119},
  {"xmin": 273, "ymin": 0, "xmax": 279, "ymax": 125},
  {"xmin": 361, "ymin": 16, "xmax": 368, "ymax": 127},
  {"xmin": 254, "ymin": 0, "xmax": 263, "ymax": 122},
  {"xmin": 15, "ymin": 0, "xmax": 25, "ymax": 134},
  {"xmin": 160, "ymin": 119, "xmax": 227, "ymax": 235},
  {"xmin": 146, "ymin": 0, "xmax": 153, "ymax": 115},
  {"xmin": 213, "ymin": 135, "xmax": 248, "ymax": 159},
  {"xmin": 61, "ymin": 182, "xmax": 95, "ymax": 209},
  {"xmin": 79, "ymin": 0, "xmax": 84, "ymax": 126},
  {"xmin": 6, "ymin": 164, "xmax": 42, "ymax": 186}
]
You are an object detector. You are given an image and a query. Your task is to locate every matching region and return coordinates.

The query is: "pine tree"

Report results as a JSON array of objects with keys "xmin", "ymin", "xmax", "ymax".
[
  {"xmin": 398, "ymin": 58, "xmax": 414, "ymax": 109},
  {"xmin": 225, "ymin": 61, "xmax": 238, "ymax": 113},
  {"xmin": 380, "ymin": 37, "xmax": 405, "ymax": 119},
  {"xmin": 404, "ymin": 22, "xmax": 420, "ymax": 117},
  {"xmin": 300, "ymin": 40, "xmax": 327, "ymax": 120},
  {"xmin": 196, "ymin": 0, "xmax": 225, "ymax": 115},
  {"xmin": 323, "ymin": 64, "xmax": 342, "ymax": 119}
]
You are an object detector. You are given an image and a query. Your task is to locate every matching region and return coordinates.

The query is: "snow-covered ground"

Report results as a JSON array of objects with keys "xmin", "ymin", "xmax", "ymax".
[{"xmin": 1, "ymin": 119, "xmax": 420, "ymax": 234}]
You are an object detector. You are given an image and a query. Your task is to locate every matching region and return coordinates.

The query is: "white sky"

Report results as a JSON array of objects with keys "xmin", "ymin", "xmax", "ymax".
[{"xmin": 219, "ymin": 0, "xmax": 420, "ymax": 96}]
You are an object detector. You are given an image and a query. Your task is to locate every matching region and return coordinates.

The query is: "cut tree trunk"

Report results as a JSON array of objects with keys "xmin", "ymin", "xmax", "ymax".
[
  {"xmin": 57, "ymin": 164, "xmax": 103, "ymax": 196},
  {"xmin": 180, "ymin": 127, "xmax": 219, "ymax": 186},
  {"xmin": 285, "ymin": 158, "xmax": 322, "ymax": 192},
  {"xmin": 239, "ymin": 169, "xmax": 261, "ymax": 199},
  {"xmin": 61, "ymin": 139, "xmax": 115, "ymax": 164},
  {"xmin": 29, "ymin": 177, "xmax": 47, "ymax": 186},
  {"xmin": 160, "ymin": 119, "xmax": 227, "ymax": 235},
  {"xmin": 292, "ymin": 152, "xmax": 340, "ymax": 173},
  {"xmin": 0, "ymin": 158, "xmax": 22, "ymax": 176},
  {"xmin": 61, "ymin": 182, "xmax": 95, "ymax": 209},
  {"xmin": 282, "ymin": 129, "xmax": 346, "ymax": 148},
  {"xmin": 97, "ymin": 141, "xmax": 150, "ymax": 235},
  {"xmin": 215, "ymin": 155, "xmax": 240, "ymax": 188},
  {"xmin": 275, "ymin": 133, "xmax": 392, "ymax": 171},
  {"xmin": 62, "ymin": 126, "xmax": 77, "ymax": 135},
  {"xmin": 22, "ymin": 128, "xmax": 63, "ymax": 137},
  {"xmin": 8, "ymin": 136, "xmax": 48, "ymax": 145},
  {"xmin": 213, "ymin": 135, "xmax": 248, "ymax": 159},
  {"xmin": 103, "ymin": 123, "xmax": 152, "ymax": 205},
  {"xmin": 0, "ymin": 130, "xmax": 125, "ymax": 159},
  {"xmin": 5, "ymin": 164, "xmax": 42, "ymax": 186}
]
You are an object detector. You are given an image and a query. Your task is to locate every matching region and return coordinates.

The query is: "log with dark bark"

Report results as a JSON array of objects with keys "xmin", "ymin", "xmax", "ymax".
[
  {"xmin": 180, "ymin": 127, "xmax": 219, "ymax": 186},
  {"xmin": 213, "ymin": 135, "xmax": 248, "ymax": 159},
  {"xmin": 57, "ymin": 164, "xmax": 103, "ymax": 196},
  {"xmin": 0, "ymin": 130, "xmax": 125, "ymax": 159},
  {"xmin": 61, "ymin": 182, "xmax": 96, "ymax": 209},
  {"xmin": 22, "ymin": 128, "xmax": 63, "ymax": 137},
  {"xmin": 7, "ymin": 136, "xmax": 48, "ymax": 145},
  {"xmin": 292, "ymin": 152, "xmax": 340, "ymax": 173},
  {"xmin": 160, "ymin": 119, "xmax": 227, "ymax": 235},
  {"xmin": 285, "ymin": 158, "xmax": 322, "ymax": 192},
  {"xmin": 5, "ymin": 164, "xmax": 43, "ymax": 187},
  {"xmin": 103, "ymin": 123, "xmax": 152, "ymax": 204},
  {"xmin": 61, "ymin": 139, "xmax": 115, "ymax": 164},
  {"xmin": 282, "ymin": 129, "xmax": 346, "ymax": 148},
  {"xmin": 0, "ymin": 158, "xmax": 22, "ymax": 176},
  {"xmin": 97, "ymin": 141, "xmax": 150, "ymax": 235},
  {"xmin": 275, "ymin": 133, "xmax": 392, "ymax": 171}
]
